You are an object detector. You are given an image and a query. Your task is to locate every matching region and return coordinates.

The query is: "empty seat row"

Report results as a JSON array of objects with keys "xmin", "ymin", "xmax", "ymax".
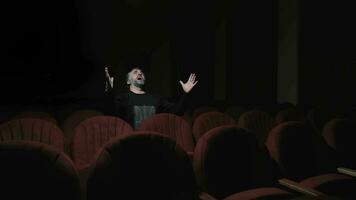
[
  {"xmin": 2, "ymin": 128, "xmax": 353, "ymax": 200},
  {"xmin": 1, "ymin": 111, "xmax": 355, "ymax": 173},
  {"xmin": 266, "ymin": 121, "xmax": 356, "ymax": 199},
  {"xmin": 0, "ymin": 141, "xmax": 81, "ymax": 200}
]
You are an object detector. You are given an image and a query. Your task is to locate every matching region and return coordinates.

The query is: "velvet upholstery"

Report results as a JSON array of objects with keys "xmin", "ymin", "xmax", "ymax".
[
  {"xmin": 322, "ymin": 118, "xmax": 356, "ymax": 168},
  {"xmin": 138, "ymin": 113, "xmax": 194, "ymax": 152},
  {"xmin": 223, "ymin": 187, "xmax": 293, "ymax": 200},
  {"xmin": 193, "ymin": 125, "xmax": 262, "ymax": 199},
  {"xmin": 238, "ymin": 109, "xmax": 276, "ymax": 146},
  {"xmin": 0, "ymin": 141, "xmax": 81, "ymax": 200},
  {"xmin": 192, "ymin": 112, "xmax": 235, "ymax": 142},
  {"xmin": 275, "ymin": 108, "xmax": 304, "ymax": 124},
  {"xmin": 87, "ymin": 132, "xmax": 199, "ymax": 200},
  {"xmin": 0, "ymin": 118, "xmax": 65, "ymax": 152},
  {"xmin": 300, "ymin": 173, "xmax": 356, "ymax": 199},
  {"xmin": 61, "ymin": 109, "xmax": 103, "ymax": 140},
  {"xmin": 266, "ymin": 122, "xmax": 320, "ymax": 181},
  {"xmin": 71, "ymin": 115, "xmax": 133, "ymax": 169}
]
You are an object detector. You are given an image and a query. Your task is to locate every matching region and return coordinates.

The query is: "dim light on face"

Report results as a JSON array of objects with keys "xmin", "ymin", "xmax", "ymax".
[{"xmin": 127, "ymin": 68, "xmax": 145, "ymax": 86}]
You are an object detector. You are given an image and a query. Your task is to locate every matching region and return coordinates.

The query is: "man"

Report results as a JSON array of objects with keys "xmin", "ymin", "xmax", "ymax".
[{"xmin": 105, "ymin": 66, "xmax": 198, "ymax": 129}]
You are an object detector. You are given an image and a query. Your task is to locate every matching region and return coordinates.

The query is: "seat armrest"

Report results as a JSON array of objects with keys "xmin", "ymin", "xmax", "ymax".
[
  {"xmin": 337, "ymin": 167, "xmax": 356, "ymax": 177},
  {"xmin": 278, "ymin": 178, "xmax": 324, "ymax": 196}
]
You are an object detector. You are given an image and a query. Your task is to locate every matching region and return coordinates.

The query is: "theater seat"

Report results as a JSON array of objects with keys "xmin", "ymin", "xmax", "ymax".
[
  {"xmin": 138, "ymin": 113, "xmax": 195, "ymax": 152},
  {"xmin": 192, "ymin": 106, "xmax": 218, "ymax": 120},
  {"xmin": 182, "ymin": 111, "xmax": 193, "ymax": 126},
  {"xmin": 300, "ymin": 173, "xmax": 356, "ymax": 199},
  {"xmin": 61, "ymin": 109, "xmax": 103, "ymax": 140},
  {"xmin": 238, "ymin": 109, "xmax": 276, "ymax": 146},
  {"xmin": 192, "ymin": 112, "xmax": 235, "ymax": 142},
  {"xmin": 224, "ymin": 105, "xmax": 247, "ymax": 122},
  {"xmin": 12, "ymin": 111, "xmax": 58, "ymax": 125},
  {"xmin": 223, "ymin": 187, "xmax": 294, "ymax": 200},
  {"xmin": 306, "ymin": 107, "xmax": 338, "ymax": 135},
  {"xmin": 0, "ymin": 118, "xmax": 65, "ymax": 152},
  {"xmin": 266, "ymin": 122, "xmax": 336, "ymax": 181},
  {"xmin": 87, "ymin": 132, "xmax": 199, "ymax": 200},
  {"xmin": 0, "ymin": 141, "xmax": 81, "ymax": 200},
  {"xmin": 71, "ymin": 115, "xmax": 133, "ymax": 170},
  {"xmin": 194, "ymin": 125, "xmax": 275, "ymax": 199},
  {"xmin": 322, "ymin": 118, "xmax": 356, "ymax": 169},
  {"xmin": 275, "ymin": 108, "xmax": 304, "ymax": 124}
]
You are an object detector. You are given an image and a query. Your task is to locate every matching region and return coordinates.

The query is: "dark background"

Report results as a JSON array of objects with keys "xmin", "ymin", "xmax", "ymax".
[{"xmin": 1, "ymin": 0, "xmax": 356, "ymax": 109}]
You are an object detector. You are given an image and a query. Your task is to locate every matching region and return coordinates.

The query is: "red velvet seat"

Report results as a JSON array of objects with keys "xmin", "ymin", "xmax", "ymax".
[
  {"xmin": 276, "ymin": 108, "xmax": 304, "ymax": 124},
  {"xmin": 182, "ymin": 111, "xmax": 193, "ymax": 126},
  {"xmin": 322, "ymin": 118, "xmax": 356, "ymax": 169},
  {"xmin": 71, "ymin": 115, "xmax": 133, "ymax": 170},
  {"xmin": 266, "ymin": 122, "xmax": 334, "ymax": 181},
  {"xmin": 300, "ymin": 173, "xmax": 356, "ymax": 199},
  {"xmin": 138, "ymin": 113, "xmax": 194, "ymax": 152},
  {"xmin": 86, "ymin": 132, "xmax": 199, "ymax": 200},
  {"xmin": 13, "ymin": 111, "xmax": 58, "ymax": 125},
  {"xmin": 192, "ymin": 106, "xmax": 218, "ymax": 120},
  {"xmin": 192, "ymin": 112, "xmax": 235, "ymax": 142},
  {"xmin": 194, "ymin": 125, "xmax": 272, "ymax": 199},
  {"xmin": 223, "ymin": 187, "xmax": 294, "ymax": 200},
  {"xmin": 0, "ymin": 118, "xmax": 65, "ymax": 152},
  {"xmin": 61, "ymin": 109, "xmax": 103, "ymax": 140},
  {"xmin": 306, "ymin": 107, "xmax": 338, "ymax": 135},
  {"xmin": 238, "ymin": 109, "xmax": 276, "ymax": 146},
  {"xmin": 224, "ymin": 105, "xmax": 247, "ymax": 122},
  {"xmin": 0, "ymin": 141, "xmax": 81, "ymax": 200},
  {"xmin": 289, "ymin": 196, "xmax": 340, "ymax": 200}
]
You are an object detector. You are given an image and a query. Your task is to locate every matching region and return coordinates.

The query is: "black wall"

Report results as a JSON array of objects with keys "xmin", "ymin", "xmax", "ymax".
[
  {"xmin": 299, "ymin": 1, "xmax": 356, "ymax": 107},
  {"xmin": 1, "ymin": 0, "xmax": 91, "ymax": 104},
  {"xmin": 4, "ymin": 0, "xmax": 355, "ymax": 108},
  {"xmin": 226, "ymin": 0, "xmax": 278, "ymax": 106}
]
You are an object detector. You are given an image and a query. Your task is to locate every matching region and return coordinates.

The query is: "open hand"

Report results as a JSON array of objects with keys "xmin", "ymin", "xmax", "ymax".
[
  {"xmin": 179, "ymin": 73, "xmax": 198, "ymax": 93},
  {"xmin": 105, "ymin": 67, "xmax": 114, "ymax": 90}
]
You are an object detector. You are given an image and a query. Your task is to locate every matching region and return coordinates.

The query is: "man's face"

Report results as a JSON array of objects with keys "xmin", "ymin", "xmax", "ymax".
[{"xmin": 127, "ymin": 68, "xmax": 145, "ymax": 86}]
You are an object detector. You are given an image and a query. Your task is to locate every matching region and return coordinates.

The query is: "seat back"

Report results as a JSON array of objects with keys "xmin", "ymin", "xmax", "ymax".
[
  {"xmin": 275, "ymin": 108, "xmax": 304, "ymax": 124},
  {"xmin": 13, "ymin": 111, "xmax": 58, "ymax": 125},
  {"xmin": 306, "ymin": 107, "xmax": 338, "ymax": 135},
  {"xmin": 194, "ymin": 125, "xmax": 261, "ymax": 199},
  {"xmin": 71, "ymin": 115, "xmax": 133, "ymax": 169},
  {"xmin": 300, "ymin": 173, "xmax": 356, "ymax": 199},
  {"xmin": 238, "ymin": 110, "xmax": 276, "ymax": 146},
  {"xmin": 266, "ymin": 122, "xmax": 320, "ymax": 181},
  {"xmin": 87, "ymin": 132, "xmax": 199, "ymax": 200},
  {"xmin": 223, "ymin": 187, "xmax": 294, "ymax": 200},
  {"xmin": 192, "ymin": 112, "xmax": 235, "ymax": 142},
  {"xmin": 61, "ymin": 109, "xmax": 103, "ymax": 140},
  {"xmin": 0, "ymin": 118, "xmax": 65, "ymax": 152},
  {"xmin": 138, "ymin": 113, "xmax": 194, "ymax": 152},
  {"xmin": 0, "ymin": 141, "xmax": 81, "ymax": 200},
  {"xmin": 224, "ymin": 106, "xmax": 247, "ymax": 122},
  {"xmin": 322, "ymin": 118, "xmax": 356, "ymax": 168},
  {"xmin": 192, "ymin": 106, "xmax": 218, "ymax": 120}
]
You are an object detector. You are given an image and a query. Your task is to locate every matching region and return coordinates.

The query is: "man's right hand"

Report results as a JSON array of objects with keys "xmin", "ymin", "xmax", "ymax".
[{"xmin": 105, "ymin": 67, "xmax": 114, "ymax": 91}]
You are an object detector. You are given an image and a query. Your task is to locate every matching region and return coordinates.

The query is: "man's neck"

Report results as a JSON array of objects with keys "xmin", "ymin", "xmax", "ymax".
[{"xmin": 129, "ymin": 85, "xmax": 146, "ymax": 94}]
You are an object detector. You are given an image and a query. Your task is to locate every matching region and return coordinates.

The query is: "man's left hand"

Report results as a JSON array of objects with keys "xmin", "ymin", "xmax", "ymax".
[{"xmin": 179, "ymin": 73, "xmax": 198, "ymax": 93}]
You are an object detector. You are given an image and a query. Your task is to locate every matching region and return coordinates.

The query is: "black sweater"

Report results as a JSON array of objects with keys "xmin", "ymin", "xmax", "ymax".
[{"xmin": 107, "ymin": 90, "xmax": 188, "ymax": 129}]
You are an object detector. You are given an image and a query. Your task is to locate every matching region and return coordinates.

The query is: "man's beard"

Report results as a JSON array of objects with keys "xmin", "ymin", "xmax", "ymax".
[{"xmin": 132, "ymin": 79, "xmax": 145, "ymax": 87}]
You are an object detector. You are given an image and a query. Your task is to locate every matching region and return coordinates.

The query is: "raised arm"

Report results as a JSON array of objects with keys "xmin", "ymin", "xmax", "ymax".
[
  {"xmin": 158, "ymin": 73, "xmax": 198, "ymax": 114},
  {"xmin": 105, "ymin": 67, "xmax": 114, "ymax": 92},
  {"xmin": 179, "ymin": 73, "xmax": 198, "ymax": 93}
]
